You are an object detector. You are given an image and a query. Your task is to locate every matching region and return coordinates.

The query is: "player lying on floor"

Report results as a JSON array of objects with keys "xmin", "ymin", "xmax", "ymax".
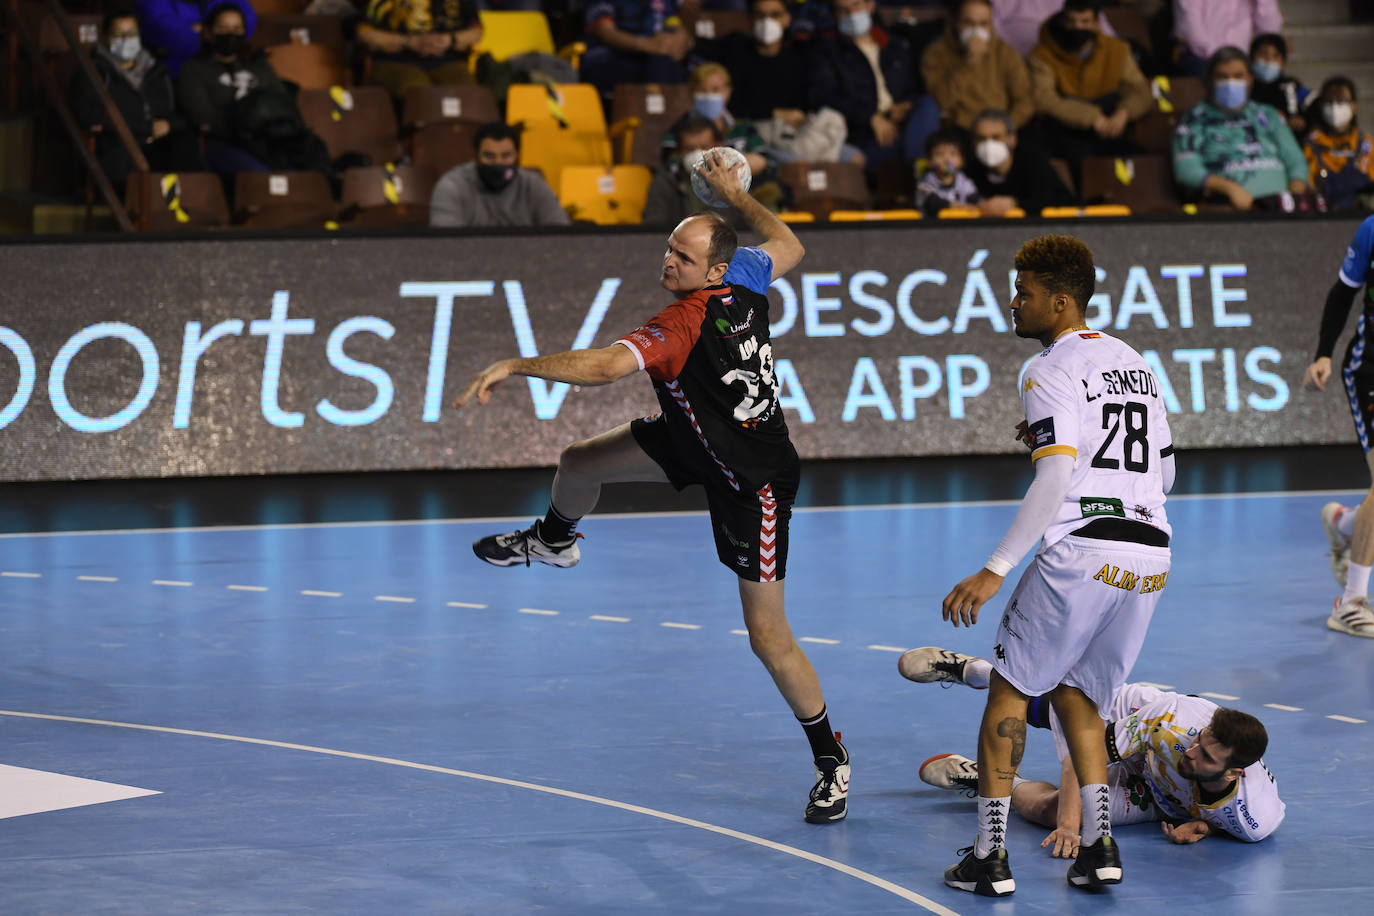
[{"xmin": 901, "ymin": 647, "xmax": 1284, "ymax": 853}]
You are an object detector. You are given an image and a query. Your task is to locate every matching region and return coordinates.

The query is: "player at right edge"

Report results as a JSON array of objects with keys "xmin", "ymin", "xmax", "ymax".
[{"xmin": 939, "ymin": 235, "xmax": 1174, "ymax": 897}]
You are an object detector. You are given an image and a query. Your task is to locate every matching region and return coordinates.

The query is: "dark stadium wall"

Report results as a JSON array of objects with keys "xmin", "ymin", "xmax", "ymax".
[{"xmin": 0, "ymin": 218, "xmax": 1361, "ymax": 481}]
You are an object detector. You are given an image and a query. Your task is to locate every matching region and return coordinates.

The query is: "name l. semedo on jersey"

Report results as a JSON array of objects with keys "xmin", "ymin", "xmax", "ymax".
[{"xmin": 1101, "ymin": 368, "xmax": 1160, "ymax": 399}]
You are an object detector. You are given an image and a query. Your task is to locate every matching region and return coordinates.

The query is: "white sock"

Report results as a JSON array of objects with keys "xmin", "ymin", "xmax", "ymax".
[
  {"xmin": 975, "ymin": 795, "xmax": 1009, "ymax": 857},
  {"xmin": 1344, "ymin": 562, "xmax": 1371, "ymax": 604},
  {"xmin": 1080, "ymin": 783, "xmax": 1111, "ymax": 845},
  {"xmin": 964, "ymin": 657, "xmax": 993, "ymax": 688},
  {"xmin": 1337, "ymin": 505, "xmax": 1356, "ymax": 538}
]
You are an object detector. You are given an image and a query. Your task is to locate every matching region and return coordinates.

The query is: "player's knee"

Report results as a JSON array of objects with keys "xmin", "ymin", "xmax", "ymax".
[
  {"xmin": 747, "ymin": 629, "xmax": 791, "ymax": 669},
  {"xmin": 558, "ymin": 439, "xmax": 597, "ymax": 477}
]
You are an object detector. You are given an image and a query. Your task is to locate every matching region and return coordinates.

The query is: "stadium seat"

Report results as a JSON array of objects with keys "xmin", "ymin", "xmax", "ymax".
[
  {"xmin": 35, "ymin": 10, "xmax": 100, "ymax": 94},
  {"xmin": 250, "ymin": 0, "xmax": 310, "ymax": 15},
  {"xmin": 780, "ymin": 162, "xmax": 869, "ymax": 218},
  {"xmin": 694, "ymin": 11, "xmax": 749, "ymax": 40},
  {"xmin": 609, "ymin": 84, "xmax": 691, "ymax": 166},
  {"xmin": 410, "ymin": 122, "xmax": 480, "ymax": 177},
  {"xmin": 340, "ymin": 165, "xmax": 434, "ymax": 226},
  {"xmin": 125, "ymin": 171, "xmax": 230, "ymax": 230},
  {"xmin": 297, "ymin": 86, "xmax": 403, "ymax": 167},
  {"xmin": 828, "ymin": 209, "xmax": 922, "ymax": 221},
  {"xmin": 402, "ymin": 85, "xmax": 500, "ymax": 130},
  {"xmin": 777, "ymin": 211, "xmax": 816, "ymax": 223},
  {"xmin": 265, "ymin": 42, "xmax": 349, "ymax": 89},
  {"xmin": 558, "ymin": 165, "xmax": 652, "ymax": 225},
  {"xmin": 1129, "ymin": 110, "xmax": 1177, "ymax": 154},
  {"xmin": 937, "ymin": 206, "xmax": 1026, "ymax": 218},
  {"xmin": 1039, "ymin": 205, "xmax": 1132, "ymax": 218},
  {"xmin": 233, "ymin": 171, "xmax": 337, "ymax": 228},
  {"xmin": 1080, "ymin": 154, "xmax": 1180, "ymax": 213},
  {"xmin": 1152, "ymin": 75, "xmax": 1205, "ymax": 114},
  {"xmin": 250, "ymin": 15, "xmax": 347, "ymax": 52},
  {"xmin": 1103, "ymin": 6, "xmax": 1152, "ymax": 53},
  {"xmin": 507, "ymin": 84, "xmax": 612, "ymax": 188},
  {"xmin": 1050, "ymin": 157, "xmax": 1076, "ymax": 200},
  {"xmin": 469, "ymin": 9, "xmax": 584, "ymax": 70}
]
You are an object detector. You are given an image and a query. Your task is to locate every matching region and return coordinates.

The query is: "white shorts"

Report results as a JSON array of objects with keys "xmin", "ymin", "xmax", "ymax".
[
  {"xmin": 1106, "ymin": 763, "xmax": 1164, "ymax": 825},
  {"xmin": 990, "ymin": 534, "xmax": 1171, "ymax": 713}
]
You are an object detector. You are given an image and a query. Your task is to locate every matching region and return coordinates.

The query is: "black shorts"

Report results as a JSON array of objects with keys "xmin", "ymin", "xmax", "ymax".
[
  {"xmin": 631, "ymin": 414, "xmax": 799, "ymax": 582},
  {"xmin": 1343, "ymin": 336, "xmax": 1374, "ymax": 452}
]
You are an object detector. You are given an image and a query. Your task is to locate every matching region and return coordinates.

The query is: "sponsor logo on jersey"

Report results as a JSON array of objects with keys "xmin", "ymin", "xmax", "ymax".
[
  {"xmin": 1027, "ymin": 417, "xmax": 1055, "ymax": 447},
  {"xmin": 1132, "ymin": 504, "xmax": 1155, "ymax": 521},
  {"xmin": 736, "ymin": 554, "xmax": 750, "ymax": 567},
  {"xmin": 1100, "ymin": 367, "xmax": 1160, "ymax": 398},
  {"xmin": 1022, "ymin": 376, "xmax": 1039, "ymax": 394},
  {"xmin": 1236, "ymin": 798, "xmax": 1261, "ymax": 832},
  {"xmin": 994, "ymin": 643, "xmax": 1006, "ymax": 661},
  {"xmin": 1093, "ymin": 563, "xmax": 1138, "ymax": 591},
  {"xmin": 1139, "ymin": 571, "xmax": 1169, "ymax": 594},
  {"xmin": 1081, "ymin": 496, "xmax": 1125, "ymax": 518},
  {"xmin": 714, "ymin": 308, "xmax": 754, "ymax": 337},
  {"xmin": 719, "ymin": 522, "xmax": 751, "ymax": 550}
]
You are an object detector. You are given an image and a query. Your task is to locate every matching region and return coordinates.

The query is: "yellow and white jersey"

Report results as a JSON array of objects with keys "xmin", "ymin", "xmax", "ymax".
[
  {"xmin": 1111, "ymin": 684, "xmax": 1285, "ymax": 842},
  {"xmin": 1019, "ymin": 329, "xmax": 1173, "ymax": 547}
]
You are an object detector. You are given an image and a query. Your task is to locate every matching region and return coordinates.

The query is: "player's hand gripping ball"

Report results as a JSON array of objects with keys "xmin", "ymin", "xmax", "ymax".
[{"xmin": 689, "ymin": 146, "xmax": 752, "ymax": 208}]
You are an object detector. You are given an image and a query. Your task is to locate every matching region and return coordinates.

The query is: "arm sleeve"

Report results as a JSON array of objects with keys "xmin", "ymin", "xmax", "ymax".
[
  {"xmin": 1118, "ymin": 51, "xmax": 1155, "ymax": 121},
  {"xmin": 1339, "ymin": 217, "xmax": 1374, "ymax": 288},
  {"xmin": 985, "ymin": 453, "xmax": 1075, "ymax": 575},
  {"xmin": 1254, "ymin": 0, "xmax": 1284, "ymax": 34},
  {"xmin": 1316, "ymin": 280, "xmax": 1361, "ymax": 360},
  {"xmin": 1161, "ymin": 448, "xmax": 1175, "ymax": 495},
  {"xmin": 1028, "ymin": 54, "xmax": 1099, "ymax": 129},
  {"xmin": 1271, "ymin": 113, "xmax": 1309, "ymax": 182},
  {"xmin": 723, "ymin": 246, "xmax": 773, "ymax": 295},
  {"xmin": 615, "ymin": 299, "xmax": 705, "ymax": 381},
  {"xmin": 427, "ymin": 172, "xmax": 470, "ymax": 227}
]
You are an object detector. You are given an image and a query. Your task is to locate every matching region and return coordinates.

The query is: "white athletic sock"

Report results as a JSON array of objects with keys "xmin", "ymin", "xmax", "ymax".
[
  {"xmin": 964, "ymin": 657, "xmax": 993, "ymax": 688},
  {"xmin": 975, "ymin": 795, "xmax": 1009, "ymax": 857},
  {"xmin": 1344, "ymin": 562, "xmax": 1371, "ymax": 604},
  {"xmin": 1080, "ymin": 783, "xmax": 1111, "ymax": 845},
  {"xmin": 1337, "ymin": 505, "xmax": 1356, "ymax": 538}
]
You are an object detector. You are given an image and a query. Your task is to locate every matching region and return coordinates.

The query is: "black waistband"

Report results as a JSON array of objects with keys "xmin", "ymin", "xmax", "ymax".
[
  {"xmin": 1104, "ymin": 719, "xmax": 1122, "ymax": 764},
  {"xmin": 1073, "ymin": 517, "xmax": 1169, "ymax": 547}
]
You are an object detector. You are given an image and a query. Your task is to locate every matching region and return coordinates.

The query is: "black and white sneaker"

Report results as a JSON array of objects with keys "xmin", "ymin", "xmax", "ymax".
[
  {"xmin": 1067, "ymin": 835, "xmax": 1123, "ymax": 888},
  {"xmin": 472, "ymin": 522, "xmax": 581, "ymax": 568},
  {"xmin": 898, "ymin": 646, "xmax": 984, "ymax": 689},
  {"xmin": 944, "ymin": 845, "xmax": 1015, "ymax": 897},
  {"xmin": 919, "ymin": 753, "xmax": 978, "ymax": 794},
  {"xmin": 804, "ymin": 741, "xmax": 849, "ymax": 823}
]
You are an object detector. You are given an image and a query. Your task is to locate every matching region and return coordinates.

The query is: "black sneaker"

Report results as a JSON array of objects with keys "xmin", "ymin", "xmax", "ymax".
[
  {"xmin": 1067, "ymin": 835, "xmax": 1123, "ymax": 888},
  {"xmin": 944, "ymin": 845, "xmax": 1015, "ymax": 897},
  {"xmin": 472, "ymin": 522, "xmax": 581, "ymax": 568},
  {"xmin": 804, "ymin": 740, "xmax": 849, "ymax": 824}
]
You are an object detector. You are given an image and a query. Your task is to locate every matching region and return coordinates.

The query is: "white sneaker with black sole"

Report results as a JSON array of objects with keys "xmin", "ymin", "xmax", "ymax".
[
  {"xmin": 804, "ymin": 744, "xmax": 849, "ymax": 823},
  {"xmin": 898, "ymin": 646, "xmax": 984, "ymax": 689},
  {"xmin": 920, "ymin": 753, "xmax": 978, "ymax": 793},
  {"xmin": 1321, "ymin": 502, "xmax": 1352, "ymax": 587},
  {"xmin": 1329, "ymin": 596, "xmax": 1374, "ymax": 638},
  {"xmin": 472, "ymin": 522, "xmax": 581, "ymax": 568}
]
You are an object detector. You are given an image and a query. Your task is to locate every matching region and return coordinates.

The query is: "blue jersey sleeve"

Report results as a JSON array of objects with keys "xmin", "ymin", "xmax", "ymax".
[
  {"xmin": 1339, "ymin": 215, "xmax": 1374, "ymax": 288},
  {"xmin": 724, "ymin": 246, "xmax": 773, "ymax": 296}
]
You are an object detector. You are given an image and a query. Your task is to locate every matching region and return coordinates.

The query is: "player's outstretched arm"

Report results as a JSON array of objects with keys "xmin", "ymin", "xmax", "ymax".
[
  {"xmin": 454, "ymin": 345, "xmax": 640, "ymax": 407},
  {"xmin": 695, "ymin": 149, "xmax": 804, "ymax": 281}
]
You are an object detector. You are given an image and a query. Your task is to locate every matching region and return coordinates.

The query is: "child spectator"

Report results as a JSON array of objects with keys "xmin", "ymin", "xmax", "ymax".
[
  {"xmin": 916, "ymin": 127, "xmax": 981, "ymax": 217},
  {"xmin": 1305, "ymin": 77, "xmax": 1374, "ymax": 212},
  {"xmin": 1250, "ymin": 33, "xmax": 1310, "ymax": 137}
]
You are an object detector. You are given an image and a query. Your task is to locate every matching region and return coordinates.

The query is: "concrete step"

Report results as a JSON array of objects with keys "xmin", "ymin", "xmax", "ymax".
[
  {"xmin": 1281, "ymin": 0, "xmax": 1353, "ymax": 26},
  {"xmin": 1286, "ymin": 24, "xmax": 1374, "ymax": 63},
  {"xmin": 0, "ymin": 190, "xmax": 116, "ymax": 234}
]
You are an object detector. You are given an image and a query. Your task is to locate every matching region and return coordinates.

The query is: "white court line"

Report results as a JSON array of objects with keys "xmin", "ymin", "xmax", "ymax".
[
  {"xmin": 447, "ymin": 601, "xmax": 488, "ymax": 609},
  {"xmin": 1264, "ymin": 703, "xmax": 1303, "ymax": 712},
  {"xmin": 302, "ymin": 590, "xmax": 342, "ymax": 598},
  {"xmin": 77, "ymin": 575, "xmax": 117, "ymax": 583},
  {"xmin": 0, "ymin": 709, "xmax": 958, "ymax": 915},
  {"xmin": 867, "ymin": 645, "xmax": 907, "ymax": 653},
  {"xmin": 375, "ymin": 596, "xmax": 415, "ymax": 604},
  {"xmin": 800, "ymin": 637, "xmax": 839, "ymax": 645},
  {"xmin": 1, "ymin": 571, "xmax": 40, "ymax": 578},
  {"xmin": 661, "ymin": 622, "xmax": 701, "ymax": 630},
  {"xmin": 152, "ymin": 580, "xmax": 192, "ymax": 588},
  {"xmin": 590, "ymin": 615, "xmax": 630, "ymax": 623},
  {"xmin": 1200, "ymin": 692, "xmax": 1240, "ymax": 701},
  {"xmin": 730, "ymin": 629, "xmax": 748, "ymax": 636},
  {"xmin": 227, "ymin": 585, "xmax": 267, "ymax": 592},
  {"xmin": 518, "ymin": 608, "xmax": 559, "ymax": 616},
  {"xmin": 1328, "ymin": 715, "xmax": 1366, "ymax": 724}
]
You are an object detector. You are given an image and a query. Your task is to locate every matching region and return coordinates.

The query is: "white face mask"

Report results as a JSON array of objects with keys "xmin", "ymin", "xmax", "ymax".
[
  {"xmin": 110, "ymin": 35, "xmax": 141, "ymax": 62},
  {"xmin": 976, "ymin": 138, "xmax": 1010, "ymax": 169},
  {"xmin": 752, "ymin": 16, "xmax": 784, "ymax": 46},
  {"xmin": 1326, "ymin": 101, "xmax": 1355, "ymax": 131},
  {"xmin": 959, "ymin": 26, "xmax": 991, "ymax": 46}
]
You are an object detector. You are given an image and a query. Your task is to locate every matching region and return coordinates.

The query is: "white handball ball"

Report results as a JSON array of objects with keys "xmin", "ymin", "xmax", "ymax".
[{"xmin": 689, "ymin": 146, "xmax": 752, "ymax": 208}]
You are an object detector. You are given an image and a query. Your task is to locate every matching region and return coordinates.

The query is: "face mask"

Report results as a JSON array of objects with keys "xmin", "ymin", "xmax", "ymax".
[
  {"xmin": 1050, "ymin": 18, "xmax": 1093, "ymax": 53},
  {"xmin": 838, "ymin": 11, "xmax": 872, "ymax": 38},
  {"xmin": 693, "ymin": 92, "xmax": 726, "ymax": 120},
  {"xmin": 212, "ymin": 33, "xmax": 244, "ymax": 56},
  {"xmin": 959, "ymin": 26, "xmax": 991, "ymax": 46},
  {"xmin": 1325, "ymin": 101, "xmax": 1355, "ymax": 132},
  {"xmin": 1251, "ymin": 60, "xmax": 1281, "ymax": 83},
  {"xmin": 1213, "ymin": 78, "xmax": 1248, "ymax": 110},
  {"xmin": 975, "ymin": 138, "xmax": 1009, "ymax": 169},
  {"xmin": 476, "ymin": 163, "xmax": 517, "ymax": 192},
  {"xmin": 109, "ymin": 36, "xmax": 141, "ymax": 62},
  {"xmin": 752, "ymin": 16, "xmax": 783, "ymax": 46}
]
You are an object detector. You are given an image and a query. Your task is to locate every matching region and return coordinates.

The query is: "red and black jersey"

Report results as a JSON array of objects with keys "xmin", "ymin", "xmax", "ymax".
[{"xmin": 615, "ymin": 246, "xmax": 797, "ymax": 492}]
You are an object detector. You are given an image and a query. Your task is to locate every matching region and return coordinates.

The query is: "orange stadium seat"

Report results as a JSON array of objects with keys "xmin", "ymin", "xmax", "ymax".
[
  {"xmin": 340, "ymin": 165, "xmax": 434, "ymax": 226},
  {"xmin": 559, "ymin": 165, "xmax": 652, "ymax": 225},
  {"xmin": 610, "ymin": 84, "xmax": 691, "ymax": 166},
  {"xmin": 125, "ymin": 172, "xmax": 230, "ymax": 230},
  {"xmin": 233, "ymin": 171, "xmax": 337, "ymax": 229},
  {"xmin": 1040, "ymin": 205, "xmax": 1132, "ymax": 218},
  {"xmin": 778, "ymin": 211, "xmax": 817, "ymax": 223},
  {"xmin": 402, "ymin": 85, "xmax": 500, "ymax": 130},
  {"xmin": 1081, "ymin": 155, "xmax": 1180, "ymax": 214},
  {"xmin": 250, "ymin": 15, "xmax": 347, "ymax": 52},
  {"xmin": 828, "ymin": 209, "xmax": 922, "ymax": 221},
  {"xmin": 507, "ymin": 83, "xmax": 611, "ymax": 189},
  {"xmin": 265, "ymin": 42, "xmax": 348, "ymax": 89},
  {"xmin": 298, "ymin": 86, "xmax": 403, "ymax": 167},
  {"xmin": 411, "ymin": 122, "xmax": 480, "ymax": 178},
  {"xmin": 937, "ymin": 206, "xmax": 1025, "ymax": 218}
]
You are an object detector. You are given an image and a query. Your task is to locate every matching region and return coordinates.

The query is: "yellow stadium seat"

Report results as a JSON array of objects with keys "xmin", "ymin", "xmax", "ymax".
[
  {"xmin": 938, "ymin": 206, "xmax": 1025, "ymax": 218},
  {"xmin": 519, "ymin": 128, "xmax": 612, "ymax": 190},
  {"xmin": 559, "ymin": 165, "xmax": 652, "ymax": 225},
  {"xmin": 777, "ymin": 211, "xmax": 816, "ymax": 223},
  {"xmin": 828, "ymin": 209, "xmax": 922, "ymax": 222},
  {"xmin": 1039, "ymin": 205, "xmax": 1133, "ymax": 218},
  {"xmin": 507, "ymin": 82, "xmax": 606, "ymax": 133},
  {"xmin": 472, "ymin": 13, "xmax": 585, "ymax": 70}
]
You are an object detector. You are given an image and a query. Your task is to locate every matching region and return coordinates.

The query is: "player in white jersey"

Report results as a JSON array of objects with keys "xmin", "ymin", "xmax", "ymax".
[
  {"xmin": 939, "ymin": 235, "xmax": 1174, "ymax": 898},
  {"xmin": 905, "ymin": 650, "xmax": 1284, "ymax": 850}
]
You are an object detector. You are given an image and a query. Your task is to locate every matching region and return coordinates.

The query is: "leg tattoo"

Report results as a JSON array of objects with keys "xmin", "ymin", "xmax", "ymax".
[{"xmin": 997, "ymin": 717, "xmax": 1027, "ymax": 768}]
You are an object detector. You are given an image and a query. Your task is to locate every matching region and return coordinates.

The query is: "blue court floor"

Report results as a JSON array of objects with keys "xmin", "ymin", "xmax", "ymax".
[{"xmin": 0, "ymin": 488, "xmax": 1368, "ymax": 914}]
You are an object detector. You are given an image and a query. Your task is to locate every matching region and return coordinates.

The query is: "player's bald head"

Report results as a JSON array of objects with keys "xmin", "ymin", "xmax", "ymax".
[{"xmin": 680, "ymin": 212, "xmax": 738, "ymax": 273}]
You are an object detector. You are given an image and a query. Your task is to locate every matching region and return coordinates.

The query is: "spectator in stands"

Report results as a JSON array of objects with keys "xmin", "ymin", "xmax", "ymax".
[
  {"xmin": 135, "ymin": 0, "xmax": 255, "ymax": 77},
  {"xmin": 661, "ymin": 63, "xmax": 771, "ymax": 176},
  {"xmin": 1249, "ymin": 33, "xmax": 1310, "ymax": 137},
  {"xmin": 695, "ymin": 0, "xmax": 808, "ymax": 125},
  {"xmin": 579, "ymin": 0, "xmax": 698, "ymax": 100},
  {"xmin": 1172, "ymin": 0, "xmax": 1281, "ymax": 78},
  {"xmin": 642, "ymin": 114, "xmax": 736, "ymax": 226},
  {"xmin": 1029, "ymin": 0, "xmax": 1153, "ymax": 182},
  {"xmin": 1172, "ymin": 46, "xmax": 1309, "ymax": 211},
  {"xmin": 71, "ymin": 5, "xmax": 204, "ymax": 194},
  {"xmin": 809, "ymin": 0, "xmax": 926, "ymax": 170},
  {"xmin": 178, "ymin": 4, "xmax": 333, "ymax": 181},
  {"xmin": 1304, "ymin": 77, "xmax": 1374, "ymax": 212},
  {"xmin": 356, "ymin": 0, "xmax": 484, "ymax": 105},
  {"xmin": 993, "ymin": 0, "xmax": 1117, "ymax": 57},
  {"xmin": 429, "ymin": 122, "xmax": 570, "ymax": 227},
  {"xmin": 921, "ymin": 0, "xmax": 1034, "ymax": 134},
  {"xmin": 915, "ymin": 126, "xmax": 981, "ymax": 217},
  {"xmin": 966, "ymin": 108, "xmax": 1075, "ymax": 215}
]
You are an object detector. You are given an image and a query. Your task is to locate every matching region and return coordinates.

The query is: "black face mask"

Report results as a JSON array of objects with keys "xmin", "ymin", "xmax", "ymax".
[
  {"xmin": 476, "ymin": 163, "xmax": 516, "ymax": 192},
  {"xmin": 1050, "ymin": 19, "xmax": 1094, "ymax": 53},
  {"xmin": 212, "ymin": 33, "xmax": 245, "ymax": 56}
]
